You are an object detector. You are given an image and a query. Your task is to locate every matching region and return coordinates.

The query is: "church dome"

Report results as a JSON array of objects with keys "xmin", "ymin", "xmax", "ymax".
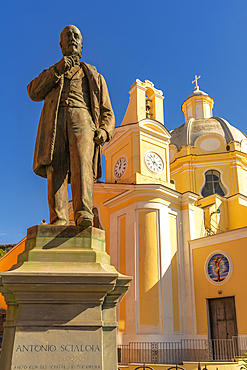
[
  {"xmin": 170, "ymin": 116, "xmax": 247, "ymax": 150},
  {"xmin": 172, "ymin": 77, "xmax": 247, "ymax": 151}
]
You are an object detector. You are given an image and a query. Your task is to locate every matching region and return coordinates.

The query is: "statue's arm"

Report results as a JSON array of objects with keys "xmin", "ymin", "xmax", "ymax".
[
  {"xmin": 27, "ymin": 65, "xmax": 61, "ymax": 102},
  {"xmin": 98, "ymin": 75, "xmax": 115, "ymax": 141}
]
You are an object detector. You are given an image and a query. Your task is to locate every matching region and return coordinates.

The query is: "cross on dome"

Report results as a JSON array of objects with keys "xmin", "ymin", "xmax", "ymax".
[{"xmin": 192, "ymin": 75, "xmax": 201, "ymax": 90}]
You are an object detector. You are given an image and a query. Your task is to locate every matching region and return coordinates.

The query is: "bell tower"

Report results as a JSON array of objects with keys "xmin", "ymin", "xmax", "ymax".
[
  {"xmin": 121, "ymin": 79, "xmax": 165, "ymax": 125},
  {"xmin": 103, "ymin": 79, "xmax": 173, "ymax": 187},
  {"xmin": 99, "ymin": 79, "xmax": 193, "ymax": 345}
]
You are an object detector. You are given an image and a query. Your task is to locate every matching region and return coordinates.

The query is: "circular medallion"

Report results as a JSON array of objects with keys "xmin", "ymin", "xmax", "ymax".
[
  {"xmin": 113, "ymin": 156, "xmax": 128, "ymax": 179},
  {"xmin": 200, "ymin": 138, "xmax": 221, "ymax": 151},
  {"xmin": 205, "ymin": 251, "xmax": 232, "ymax": 285},
  {"xmin": 144, "ymin": 151, "xmax": 164, "ymax": 174}
]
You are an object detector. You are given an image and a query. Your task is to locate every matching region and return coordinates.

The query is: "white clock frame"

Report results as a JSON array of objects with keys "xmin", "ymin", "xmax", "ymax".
[{"xmin": 144, "ymin": 150, "xmax": 164, "ymax": 174}]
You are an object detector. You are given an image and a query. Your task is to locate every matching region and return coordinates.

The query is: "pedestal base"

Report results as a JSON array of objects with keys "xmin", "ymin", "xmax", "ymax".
[{"xmin": 0, "ymin": 225, "xmax": 131, "ymax": 370}]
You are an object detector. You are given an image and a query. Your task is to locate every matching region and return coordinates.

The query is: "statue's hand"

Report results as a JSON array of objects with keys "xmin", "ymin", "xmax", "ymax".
[
  {"xmin": 94, "ymin": 129, "xmax": 107, "ymax": 145},
  {"xmin": 56, "ymin": 56, "xmax": 75, "ymax": 75}
]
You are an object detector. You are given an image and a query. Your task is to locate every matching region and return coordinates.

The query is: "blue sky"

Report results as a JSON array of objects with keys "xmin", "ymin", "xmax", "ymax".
[{"xmin": 1, "ymin": 0, "xmax": 247, "ymax": 243}]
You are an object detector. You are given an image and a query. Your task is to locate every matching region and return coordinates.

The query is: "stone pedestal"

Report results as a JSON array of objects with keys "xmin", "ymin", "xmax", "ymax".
[{"xmin": 0, "ymin": 225, "xmax": 131, "ymax": 370}]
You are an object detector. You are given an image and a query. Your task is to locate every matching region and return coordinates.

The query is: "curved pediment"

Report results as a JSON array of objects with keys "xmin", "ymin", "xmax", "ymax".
[{"xmin": 140, "ymin": 119, "xmax": 171, "ymax": 139}]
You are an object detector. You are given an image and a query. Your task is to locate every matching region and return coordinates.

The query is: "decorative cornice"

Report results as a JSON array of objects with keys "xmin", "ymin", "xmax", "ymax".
[{"xmin": 102, "ymin": 183, "xmax": 198, "ymax": 209}]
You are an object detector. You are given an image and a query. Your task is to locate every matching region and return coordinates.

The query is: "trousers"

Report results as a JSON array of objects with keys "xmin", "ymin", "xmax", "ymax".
[{"xmin": 47, "ymin": 106, "xmax": 95, "ymax": 225}]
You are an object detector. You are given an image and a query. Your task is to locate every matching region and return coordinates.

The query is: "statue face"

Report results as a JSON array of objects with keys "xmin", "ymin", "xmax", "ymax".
[{"xmin": 60, "ymin": 25, "xmax": 83, "ymax": 58}]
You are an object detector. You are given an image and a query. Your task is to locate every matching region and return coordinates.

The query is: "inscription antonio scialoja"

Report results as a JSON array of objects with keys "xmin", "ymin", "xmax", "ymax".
[
  {"xmin": 11, "ymin": 329, "xmax": 103, "ymax": 370},
  {"xmin": 15, "ymin": 344, "xmax": 100, "ymax": 353}
]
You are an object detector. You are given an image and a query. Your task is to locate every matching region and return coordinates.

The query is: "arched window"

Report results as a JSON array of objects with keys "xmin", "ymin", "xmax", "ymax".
[{"xmin": 201, "ymin": 170, "xmax": 226, "ymax": 197}]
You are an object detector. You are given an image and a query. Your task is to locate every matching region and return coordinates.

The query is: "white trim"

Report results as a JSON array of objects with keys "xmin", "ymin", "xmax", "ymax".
[
  {"xmin": 139, "ymin": 121, "xmax": 170, "ymax": 138},
  {"xmin": 139, "ymin": 118, "xmax": 171, "ymax": 137},
  {"xmin": 117, "ymin": 213, "xmax": 127, "ymax": 272},
  {"xmin": 190, "ymin": 225, "xmax": 247, "ymax": 248},
  {"xmin": 139, "ymin": 129, "xmax": 170, "ymax": 146},
  {"xmin": 188, "ymin": 236, "xmax": 198, "ymax": 336},
  {"xmin": 168, "ymin": 212, "xmax": 182, "ymax": 334},
  {"xmin": 110, "ymin": 204, "xmax": 136, "ymax": 339},
  {"xmin": 117, "ymin": 213, "xmax": 127, "ymax": 334},
  {"xmin": 103, "ymin": 186, "xmax": 176, "ymax": 207},
  {"xmin": 103, "ymin": 185, "xmax": 197, "ymax": 209},
  {"xmin": 103, "ymin": 120, "xmax": 170, "ymax": 156},
  {"xmin": 168, "ymin": 209, "xmax": 178, "ymax": 217}
]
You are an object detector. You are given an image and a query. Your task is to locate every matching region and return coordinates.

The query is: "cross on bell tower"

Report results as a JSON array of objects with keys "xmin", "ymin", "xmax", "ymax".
[{"xmin": 192, "ymin": 75, "xmax": 201, "ymax": 91}]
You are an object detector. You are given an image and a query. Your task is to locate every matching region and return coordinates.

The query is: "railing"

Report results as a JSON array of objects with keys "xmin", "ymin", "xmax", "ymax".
[
  {"xmin": 129, "ymin": 342, "xmax": 182, "ymax": 365},
  {"xmin": 233, "ymin": 335, "xmax": 247, "ymax": 358},
  {"xmin": 118, "ymin": 345, "xmax": 129, "ymax": 365},
  {"xmin": 181, "ymin": 339, "xmax": 210, "ymax": 362},
  {"xmin": 211, "ymin": 339, "xmax": 236, "ymax": 361},
  {"xmin": 204, "ymin": 214, "xmax": 226, "ymax": 236},
  {"xmin": 118, "ymin": 337, "xmax": 246, "ymax": 365}
]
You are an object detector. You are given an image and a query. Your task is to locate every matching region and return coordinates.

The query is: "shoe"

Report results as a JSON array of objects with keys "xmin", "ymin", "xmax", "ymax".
[{"xmin": 77, "ymin": 216, "xmax": 93, "ymax": 228}]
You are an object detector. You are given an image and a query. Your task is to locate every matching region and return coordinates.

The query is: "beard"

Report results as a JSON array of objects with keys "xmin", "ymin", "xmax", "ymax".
[{"xmin": 61, "ymin": 43, "xmax": 82, "ymax": 59}]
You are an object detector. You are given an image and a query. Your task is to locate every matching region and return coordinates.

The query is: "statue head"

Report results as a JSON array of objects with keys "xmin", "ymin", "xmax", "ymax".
[{"xmin": 60, "ymin": 25, "xmax": 83, "ymax": 58}]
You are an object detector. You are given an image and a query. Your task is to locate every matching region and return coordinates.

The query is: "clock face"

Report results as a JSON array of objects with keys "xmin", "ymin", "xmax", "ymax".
[
  {"xmin": 144, "ymin": 151, "xmax": 164, "ymax": 174},
  {"xmin": 113, "ymin": 156, "xmax": 128, "ymax": 179}
]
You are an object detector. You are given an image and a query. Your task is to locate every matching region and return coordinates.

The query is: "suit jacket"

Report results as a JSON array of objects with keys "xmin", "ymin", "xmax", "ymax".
[{"xmin": 27, "ymin": 61, "xmax": 115, "ymax": 180}]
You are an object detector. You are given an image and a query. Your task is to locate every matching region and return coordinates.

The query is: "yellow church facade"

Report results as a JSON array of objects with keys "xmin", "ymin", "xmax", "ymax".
[
  {"xmin": 96, "ymin": 77, "xmax": 247, "ymax": 359},
  {"xmin": 0, "ymin": 77, "xmax": 247, "ymax": 366}
]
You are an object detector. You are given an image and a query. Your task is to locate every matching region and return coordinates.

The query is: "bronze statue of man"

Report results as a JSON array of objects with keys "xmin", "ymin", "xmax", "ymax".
[{"xmin": 27, "ymin": 25, "xmax": 115, "ymax": 227}]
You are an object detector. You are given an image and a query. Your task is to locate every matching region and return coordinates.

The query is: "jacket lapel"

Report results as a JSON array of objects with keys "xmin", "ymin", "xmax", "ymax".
[{"xmin": 81, "ymin": 62, "xmax": 100, "ymax": 126}]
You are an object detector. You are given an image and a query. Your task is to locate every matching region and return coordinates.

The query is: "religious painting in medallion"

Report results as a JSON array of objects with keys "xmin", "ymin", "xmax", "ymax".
[{"xmin": 205, "ymin": 252, "xmax": 232, "ymax": 284}]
